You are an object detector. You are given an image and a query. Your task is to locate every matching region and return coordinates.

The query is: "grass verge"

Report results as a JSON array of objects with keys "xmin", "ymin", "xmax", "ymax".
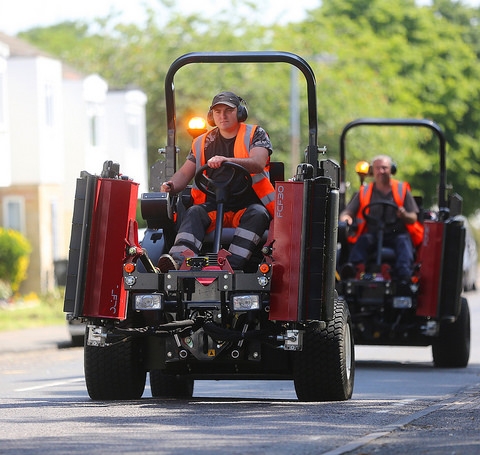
[{"xmin": 0, "ymin": 288, "xmax": 65, "ymax": 331}]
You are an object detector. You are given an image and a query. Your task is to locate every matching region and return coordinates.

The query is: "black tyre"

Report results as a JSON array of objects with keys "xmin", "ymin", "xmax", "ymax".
[
  {"xmin": 84, "ymin": 337, "xmax": 146, "ymax": 400},
  {"xmin": 150, "ymin": 369, "xmax": 194, "ymax": 398},
  {"xmin": 432, "ymin": 297, "xmax": 470, "ymax": 368},
  {"xmin": 293, "ymin": 297, "xmax": 355, "ymax": 401}
]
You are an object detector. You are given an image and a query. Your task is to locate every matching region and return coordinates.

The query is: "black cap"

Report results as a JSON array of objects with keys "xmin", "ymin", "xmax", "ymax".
[{"xmin": 210, "ymin": 91, "xmax": 241, "ymax": 109}]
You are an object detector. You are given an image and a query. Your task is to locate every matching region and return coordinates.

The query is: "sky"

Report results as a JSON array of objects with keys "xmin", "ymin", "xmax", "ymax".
[
  {"xmin": 2, "ymin": 0, "xmax": 480, "ymax": 36},
  {"xmin": 0, "ymin": 0, "xmax": 321, "ymax": 35}
]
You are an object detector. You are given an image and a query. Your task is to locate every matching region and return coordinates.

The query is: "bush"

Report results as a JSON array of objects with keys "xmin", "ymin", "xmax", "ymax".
[{"xmin": 0, "ymin": 228, "xmax": 31, "ymax": 294}]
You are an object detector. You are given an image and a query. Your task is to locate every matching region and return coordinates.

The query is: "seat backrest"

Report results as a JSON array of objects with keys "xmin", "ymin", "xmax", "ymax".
[
  {"xmin": 414, "ymin": 195, "xmax": 424, "ymax": 223},
  {"xmin": 269, "ymin": 161, "xmax": 285, "ymax": 184}
]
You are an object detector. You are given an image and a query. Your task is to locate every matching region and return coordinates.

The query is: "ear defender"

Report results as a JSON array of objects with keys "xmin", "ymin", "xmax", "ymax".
[
  {"xmin": 368, "ymin": 160, "xmax": 397, "ymax": 175},
  {"xmin": 207, "ymin": 109, "xmax": 215, "ymax": 127},
  {"xmin": 236, "ymin": 97, "xmax": 248, "ymax": 122}
]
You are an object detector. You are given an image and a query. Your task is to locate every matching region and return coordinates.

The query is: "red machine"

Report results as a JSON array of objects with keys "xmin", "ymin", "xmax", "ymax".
[
  {"xmin": 336, "ymin": 119, "xmax": 470, "ymax": 368},
  {"xmin": 64, "ymin": 52, "xmax": 354, "ymax": 402}
]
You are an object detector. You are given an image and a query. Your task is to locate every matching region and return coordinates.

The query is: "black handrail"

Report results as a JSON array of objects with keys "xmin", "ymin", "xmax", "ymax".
[
  {"xmin": 339, "ymin": 118, "xmax": 447, "ymax": 210},
  {"xmin": 164, "ymin": 51, "xmax": 319, "ymax": 174}
]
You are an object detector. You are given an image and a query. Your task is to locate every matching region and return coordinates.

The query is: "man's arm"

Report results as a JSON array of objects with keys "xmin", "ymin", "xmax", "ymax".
[
  {"xmin": 339, "ymin": 193, "xmax": 360, "ymax": 225},
  {"xmin": 206, "ymin": 147, "xmax": 269, "ymax": 174},
  {"xmin": 398, "ymin": 191, "xmax": 419, "ymax": 224},
  {"xmin": 161, "ymin": 159, "xmax": 196, "ymax": 193}
]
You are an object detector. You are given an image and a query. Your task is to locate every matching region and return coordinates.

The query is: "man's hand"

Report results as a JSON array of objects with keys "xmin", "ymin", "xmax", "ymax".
[
  {"xmin": 161, "ymin": 181, "xmax": 174, "ymax": 193},
  {"xmin": 207, "ymin": 155, "xmax": 228, "ymax": 169},
  {"xmin": 339, "ymin": 213, "xmax": 353, "ymax": 225},
  {"xmin": 397, "ymin": 206, "xmax": 417, "ymax": 224}
]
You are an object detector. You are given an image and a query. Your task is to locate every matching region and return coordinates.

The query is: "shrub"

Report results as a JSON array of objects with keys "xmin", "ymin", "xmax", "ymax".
[{"xmin": 0, "ymin": 228, "xmax": 31, "ymax": 294}]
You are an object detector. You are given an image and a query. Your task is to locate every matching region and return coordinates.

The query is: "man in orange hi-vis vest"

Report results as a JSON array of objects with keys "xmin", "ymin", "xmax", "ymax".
[
  {"xmin": 339, "ymin": 155, "xmax": 423, "ymax": 282},
  {"xmin": 158, "ymin": 91, "xmax": 275, "ymax": 271}
]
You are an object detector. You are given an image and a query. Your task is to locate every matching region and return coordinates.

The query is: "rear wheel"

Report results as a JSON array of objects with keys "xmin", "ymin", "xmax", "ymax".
[
  {"xmin": 150, "ymin": 370, "xmax": 194, "ymax": 398},
  {"xmin": 84, "ymin": 336, "xmax": 146, "ymax": 400},
  {"xmin": 293, "ymin": 297, "xmax": 355, "ymax": 401},
  {"xmin": 432, "ymin": 297, "xmax": 470, "ymax": 368}
]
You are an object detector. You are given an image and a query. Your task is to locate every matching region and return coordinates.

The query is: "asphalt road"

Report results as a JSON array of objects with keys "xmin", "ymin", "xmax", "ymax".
[{"xmin": 0, "ymin": 291, "xmax": 479, "ymax": 455}]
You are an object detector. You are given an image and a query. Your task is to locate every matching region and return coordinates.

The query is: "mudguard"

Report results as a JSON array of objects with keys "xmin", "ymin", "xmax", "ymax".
[
  {"xmin": 417, "ymin": 219, "xmax": 465, "ymax": 318},
  {"xmin": 64, "ymin": 173, "xmax": 139, "ymax": 320},
  {"xmin": 269, "ymin": 177, "xmax": 338, "ymax": 322}
]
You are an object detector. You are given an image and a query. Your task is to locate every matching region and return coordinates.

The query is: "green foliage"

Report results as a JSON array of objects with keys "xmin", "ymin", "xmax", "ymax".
[
  {"xmin": 0, "ymin": 289, "xmax": 65, "ymax": 331},
  {"xmin": 16, "ymin": 0, "xmax": 480, "ymax": 216},
  {"xmin": 0, "ymin": 228, "xmax": 31, "ymax": 294}
]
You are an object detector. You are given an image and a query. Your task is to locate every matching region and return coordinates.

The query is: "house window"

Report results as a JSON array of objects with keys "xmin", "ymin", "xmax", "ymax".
[
  {"xmin": 90, "ymin": 115, "xmax": 99, "ymax": 146},
  {"xmin": 3, "ymin": 197, "xmax": 25, "ymax": 234},
  {"xmin": 87, "ymin": 104, "xmax": 104, "ymax": 147},
  {"xmin": 50, "ymin": 199, "xmax": 59, "ymax": 260}
]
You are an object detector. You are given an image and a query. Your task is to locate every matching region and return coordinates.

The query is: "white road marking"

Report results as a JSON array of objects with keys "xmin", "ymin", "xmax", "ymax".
[{"xmin": 15, "ymin": 377, "xmax": 84, "ymax": 392}]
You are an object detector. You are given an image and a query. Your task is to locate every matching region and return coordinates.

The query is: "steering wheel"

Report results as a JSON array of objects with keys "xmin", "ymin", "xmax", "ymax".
[
  {"xmin": 361, "ymin": 201, "xmax": 399, "ymax": 228},
  {"xmin": 361, "ymin": 200, "xmax": 400, "ymax": 267},
  {"xmin": 194, "ymin": 162, "xmax": 252, "ymax": 199}
]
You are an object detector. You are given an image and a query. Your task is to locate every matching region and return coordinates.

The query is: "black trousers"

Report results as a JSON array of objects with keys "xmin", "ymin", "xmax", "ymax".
[{"xmin": 169, "ymin": 203, "xmax": 270, "ymax": 269}]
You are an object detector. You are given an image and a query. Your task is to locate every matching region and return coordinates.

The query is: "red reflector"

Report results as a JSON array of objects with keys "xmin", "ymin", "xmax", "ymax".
[
  {"xmin": 259, "ymin": 263, "xmax": 270, "ymax": 274},
  {"xmin": 124, "ymin": 263, "xmax": 135, "ymax": 273}
]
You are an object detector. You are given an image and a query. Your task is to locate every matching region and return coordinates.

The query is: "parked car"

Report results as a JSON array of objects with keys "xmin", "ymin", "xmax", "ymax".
[
  {"xmin": 461, "ymin": 216, "xmax": 478, "ymax": 292},
  {"xmin": 67, "ymin": 319, "xmax": 85, "ymax": 347}
]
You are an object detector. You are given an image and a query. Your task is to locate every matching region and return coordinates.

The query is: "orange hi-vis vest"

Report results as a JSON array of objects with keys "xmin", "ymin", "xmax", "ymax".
[
  {"xmin": 190, "ymin": 123, "xmax": 276, "ymax": 217},
  {"xmin": 349, "ymin": 179, "xmax": 424, "ymax": 247}
]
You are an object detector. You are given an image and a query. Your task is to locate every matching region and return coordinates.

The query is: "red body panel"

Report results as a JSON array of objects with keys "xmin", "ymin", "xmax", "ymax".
[
  {"xmin": 269, "ymin": 182, "xmax": 304, "ymax": 321},
  {"xmin": 82, "ymin": 178, "xmax": 139, "ymax": 320},
  {"xmin": 416, "ymin": 220, "xmax": 444, "ymax": 317}
]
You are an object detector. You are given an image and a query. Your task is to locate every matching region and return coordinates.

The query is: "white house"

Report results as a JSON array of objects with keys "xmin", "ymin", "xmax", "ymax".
[
  {"xmin": 0, "ymin": 32, "xmax": 148, "ymax": 295},
  {"xmin": 0, "ymin": 40, "xmax": 11, "ymax": 188}
]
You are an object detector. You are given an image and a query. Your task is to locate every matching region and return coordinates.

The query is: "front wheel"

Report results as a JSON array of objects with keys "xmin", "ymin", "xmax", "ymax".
[
  {"xmin": 432, "ymin": 297, "xmax": 470, "ymax": 368},
  {"xmin": 84, "ymin": 336, "xmax": 147, "ymax": 400},
  {"xmin": 293, "ymin": 297, "xmax": 355, "ymax": 401}
]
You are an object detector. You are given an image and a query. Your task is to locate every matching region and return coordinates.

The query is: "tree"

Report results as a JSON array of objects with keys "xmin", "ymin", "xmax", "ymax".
[
  {"xmin": 18, "ymin": 0, "xmax": 480, "ymax": 215},
  {"xmin": 275, "ymin": 0, "xmax": 480, "ymax": 212}
]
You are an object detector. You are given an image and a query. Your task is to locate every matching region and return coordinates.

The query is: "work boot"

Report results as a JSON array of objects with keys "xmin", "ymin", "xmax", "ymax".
[{"xmin": 157, "ymin": 254, "xmax": 179, "ymax": 273}]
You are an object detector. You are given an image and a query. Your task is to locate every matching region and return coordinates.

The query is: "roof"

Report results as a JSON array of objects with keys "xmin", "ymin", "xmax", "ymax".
[
  {"xmin": 0, "ymin": 31, "xmax": 85, "ymax": 79},
  {"xmin": 0, "ymin": 31, "xmax": 53, "ymax": 58}
]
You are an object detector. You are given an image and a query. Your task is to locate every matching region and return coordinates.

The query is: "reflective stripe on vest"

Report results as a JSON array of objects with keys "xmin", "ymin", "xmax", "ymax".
[
  {"xmin": 190, "ymin": 123, "xmax": 275, "ymax": 217},
  {"xmin": 347, "ymin": 184, "xmax": 372, "ymax": 244},
  {"xmin": 390, "ymin": 180, "xmax": 424, "ymax": 247},
  {"xmin": 348, "ymin": 179, "xmax": 424, "ymax": 247}
]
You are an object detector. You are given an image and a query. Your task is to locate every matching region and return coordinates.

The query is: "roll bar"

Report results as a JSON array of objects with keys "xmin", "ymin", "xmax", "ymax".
[
  {"xmin": 164, "ymin": 51, "xmax": 319, "ymax": 175},
  {"xmin": 339, "ymin": 118, "xmax": 447, "ymax": 210}
]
